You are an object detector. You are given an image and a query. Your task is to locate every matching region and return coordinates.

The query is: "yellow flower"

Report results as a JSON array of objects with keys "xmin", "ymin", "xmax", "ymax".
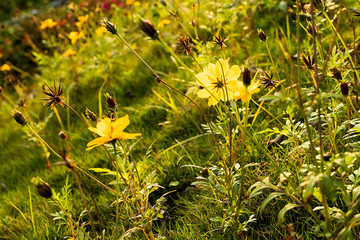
[
  {"xmin": 95, "ymin": 27, "xmax": 107, "ymax": 36},
  {"xmin": 86, "ymin": 116, "xmax": 141, "ymax": 151},
  {"xmin": 69, "ymin": 31, "xmax": 85, "ymax": 44},
  {"xmin": 1, "ymin": 63, "xmax": 11, "ymax": 72},
  {"xmin": 134, "ymin": 1, "xmax": 140, "ymax": 6},
  {"xmin": 63, "ymin": 49, "xmax": 76, "ymax": 57},
  {"xmin": 75, "ymin": 14, "xmax": 89, "ymax": 28},
  {"xmin": 40, "ymin": 19, "xmax": 57, "ymax": 29},
  {"xmin": 158, "ymin": 19, "xmax": 171, "ymax": 28},
  {"xmin": 196, "ymin": 58, "xmax": 240, "ymax": 106},
  {"xmin": 234, "ymin": 81, "xmax": 260, "ymax": 103},
  {"xmin": 126, "ymin": 0, "xmax": 134, "ymax": 4}
]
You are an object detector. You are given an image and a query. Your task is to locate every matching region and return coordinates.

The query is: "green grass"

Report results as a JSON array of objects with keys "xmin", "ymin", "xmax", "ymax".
[{"xmin": 1, "ymin": 0, "xmax": 360, "ymax": 239}]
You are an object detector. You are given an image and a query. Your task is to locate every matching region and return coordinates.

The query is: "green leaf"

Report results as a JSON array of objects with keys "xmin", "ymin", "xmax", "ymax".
[
  {"xmin": 278, "ymin": 203, "xmax": 299, "ymax": 225},
  {"xmin": 260, "ymin": 192, "xmax": 285, "ymax": 213}
]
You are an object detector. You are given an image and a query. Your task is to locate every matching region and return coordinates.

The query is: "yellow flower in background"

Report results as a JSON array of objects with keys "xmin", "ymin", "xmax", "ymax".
[
  {"xmin": 196, "ymin": 58, "xmax": 240, "ymax": 106},
  {"xmin": 63, "ymin": 49, "xmax": 76, "ymax": 57},
  {"xmin": 96, "ymin": 27, "xmax": 107, "ymax": 36},
  {"xmin": 158, "ymin": 19, "xmax": 171, "ymax": 28},
  {"xmin": 134, "ymin": 1, "xmax": 140, "ymax": 6},
  {"xmin": 1, "ymin": 63, "xmax": 11, "ymax": 72},
  {"xmin": 86, "ymin": 115, "xmax": 141, "ymax": 151},
  {"xmin": 234, "ymin": 81, "xmax": 260, "ymax": 103},
  {"xmin": 69, "ymin": 31, "xmax": 85, "ymax": 44},
  {"xmin": 126, "ymin": 0, "xmax": 134, "ymax": 4},
  {"xmin": 76, "ymin": 14, "xmax": 89, "ymax": 28},
  {"xmin": 40, "ymin": 18, "xmax": 57, "ymax": 29}
]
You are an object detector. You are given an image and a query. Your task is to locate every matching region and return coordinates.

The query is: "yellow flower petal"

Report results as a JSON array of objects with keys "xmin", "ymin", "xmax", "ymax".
[
  {"xmin": 86, "ymin": 136, "xmax": 112, "ymax": 150},
  {"xmin": 96, "ymin": 27, "xmax": 107, "ymax": 36},
  {"xmin": 226, "ymin": 65, "xmax": 241, "ymax": 81},
  {"xmin": 196, "ymin": 72, "xmax": 212, "ymax": 87},
  {"xmin": 113, "ymin": 115, "xmax": 130, "ymax": 134},
  {"xmin": 215, "ymin": 58, "xmax": 229, "ymax": 79},
  {"xmin": 63, "ymin": 49, "xmax": 76, "ymax": 57},
  {"xmin": 1, "ymin": 64, "xmax": 11, "ymax": 72}
]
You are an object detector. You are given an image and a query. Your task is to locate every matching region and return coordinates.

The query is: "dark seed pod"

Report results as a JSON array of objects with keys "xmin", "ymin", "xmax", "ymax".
[
  {"xmin": 100, "ymin": 18, "xmax": 117, "ymax": 35},
  {"xmin": 257, "ymin": 29, "xmax": 267, "ymax": 42},
  {"xmin": 139, "ymin": 19, "xmax": 159, "ymax": 40},
  {"xmin": 340, "ymin": 82, "xmax": 349, "ymax": 96},
  {"xmin": 11, "ymin": 109, "xmax": 27, "ymax": 126},
  {"xmin": 200, "ymin": 168, "xmax": 209, "ymax": 177},
  {"xmin": 330, "ymin": 67, "xmax": 342, "ymax": 81},
  {"xmin": 105, "ymin": 93, "xmax": 117, "ymax": 108},
  {"xmin": 36, "ymin": 182, "xmax": 53, "ymax": 199},
  {"xmin": 86, "ymin": 108, "xmax": 98, "ymax": 122},
  {"xmin": 242, "ymin": 67, "xmax": 252, "ymax": 86}
]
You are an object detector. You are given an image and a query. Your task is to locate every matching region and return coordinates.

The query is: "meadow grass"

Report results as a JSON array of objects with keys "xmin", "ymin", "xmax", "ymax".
[{"xmin": 1, "ymin": 0, "xmax": 360, "ymax": 239}]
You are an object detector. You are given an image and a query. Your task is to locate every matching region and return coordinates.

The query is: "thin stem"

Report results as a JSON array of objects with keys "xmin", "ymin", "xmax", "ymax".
[
  {"xmin": 63, "ymin": 101, "xmax": 89, "ymax": 127},
  {"xmin": 26, "ymin": 124, "xmax": 62, "ymax": 159},
  {"xmin": 112, "ymin": 141, "xmax": 120, "ymax": 236}
]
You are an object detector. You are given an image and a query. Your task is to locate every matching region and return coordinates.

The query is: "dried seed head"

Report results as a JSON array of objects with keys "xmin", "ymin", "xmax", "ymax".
[
  {"xmin": 288, "ymin": 8, "xmax": 297, "ymax": 20},
  {"xmin": 58, "ymin": 131, "xmax": 72, "ymax": 141},
  {"xmin": 86, "ymin": 108, "xmax": 98, "ymax": 122},
  {"xmin": 176, "ymin": 35, "xmax": 192, "ymax": 55},
  {"xmin": 11, "ymin": 109, "xmax": 27, "ymax": 126},
  {"xmin": 42, "ymin": 81, "xmax": 65, "ymax": 109},
  {"xmin": 330, "ymin": 67, "xmax": 342, "ymax": 81},
  {"xmin": 100, "ymin": 18, "xmax": 117, "ymax": 35},
  {"xmin": 301, "ymin": 53, "xmax": 314, "ymax": 70},
  {"xmin": 139, "ymin": 19, "xmax": 159, "ymax": 40},
  {"xmin": 242, "ymin": 67, "xmax": 252, "ymax": 86},
  {"xmin": 257, "ymin": 29, "xmax": 267, "ymax": 42},
  {"xmin": 340, "ymin": 82, "xmax": 349, "ymax": 96},
  {"xmin": 260, "ymin": 71, "xmax": 278, "ymax": 90},
  {"xmin": 200, "ymin": 168, "xmax": 209, "ymax": 177},
  {"xmin": 105, "ymin": 93, "xmax": 117, "ymax": 108},
  {"xmin": 213, "ymin": 34, "xmax": 227, "ymax": 49}
]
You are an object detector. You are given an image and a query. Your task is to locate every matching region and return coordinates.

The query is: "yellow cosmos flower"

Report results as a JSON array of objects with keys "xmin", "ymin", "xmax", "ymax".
[
  {"xmin": 63, "ymin": 49, "xmax": 76, "ymax": 57},
  {"xmin": 95, "ymin": 27, "xmax": 107, "ymax": 36},
  {"xmin": 196, "ymin": 58, "xmax": 240, "ymax": 106},
  {"xmin": 158, "ymin": 19, "xmax": 171, "ymax": 28},
  {"xmin": 234, "ymin": 81, "xmax": 260, "ymax": 103},
  {"xmin": 1, "ymin": 63, "xmax": 11, "ymax": 72},
  {"xmin": 86, "ymin": 115, "xmax": 141, "ymax": 151},
  {"xmin": 75, "ymin": 14, "xmax": 89, "ymax": 28},
  {"xmin": 69, "ymin": 31, "xmax": 85, "ymax": 44},
  {"xmin": 40, "ymin": 19, "xmax": 57, "ymax": 29}
]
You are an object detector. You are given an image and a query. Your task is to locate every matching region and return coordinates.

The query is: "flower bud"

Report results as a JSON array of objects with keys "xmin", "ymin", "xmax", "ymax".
[
  {"xmin": 59, "ymin": 131, "xmax": 72, "ymax": 141},
  {"xmin": 86, "ymin": 108, "xmax": 98, "ymax": 122},
  {"xmin": 139, "ymin": 19, "xmax": 159, "ymax": 40},
  {"xmin": 105, "ymin": 93, "xmax": 117, "ymax": 108},
  {"xmin": 100, "ymin": 18, "xmax": 117, "ymax": 35},
  {"xmin": 257, "ymin": 29, "xmax": 267, "ymax": 42},
  {"xmin": 330, "ymin": 67, "xmax": 342, "ymax": 81},
  {"xmin": 160, "ymin": 0, "xmax": 166, "ymax": 6},
  {"xmin": 242, "ymin": 67, "xmax": 251, "ymax": 86},
  {"xmin": 11, "ymin": 109, "xmax": 27, "ymax": 126},
  {"xmin": 340, "ymin": 82, "xmax": 349, "ymax": 96},
  {"xmin": 36, "ymin": 182, "xmax": 52, "ymax": 198}
]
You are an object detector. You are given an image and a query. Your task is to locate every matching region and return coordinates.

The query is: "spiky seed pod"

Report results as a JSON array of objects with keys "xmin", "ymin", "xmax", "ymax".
[
  {"xmin": 257, "ymin": 29, "xmax": 267, "ymax": 42},
  {"xmin": 340, "ymin": 82, "xmax": 349, "ymax": 96},
  {"xmin": 42, "ymin": 81, "xmax": 65, "ymax": 109},
  {"xmin": 100, "ymin": 18, "xmax": 117, "ymax": 35},
  {"xmin": 36, "ymin": 182, "xmax": 53, "ymax": 199},
  {"xmin": 139, "ymin": 19, "xmax": 159, "ymax": 40},
  {"xmin": 86, "ymin": 108, "xmax": 97, "ymax": 122},
  {"xmin": 330, "ymin": 67, "xmax": 342, "ymax": 81},
  {"xmin": 242, "ymin": 67, "xmax": 252, "ymax": 86},
  {"xmin": 11, "ymin": 109, "xmax": 27, "ymax": 126}
]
